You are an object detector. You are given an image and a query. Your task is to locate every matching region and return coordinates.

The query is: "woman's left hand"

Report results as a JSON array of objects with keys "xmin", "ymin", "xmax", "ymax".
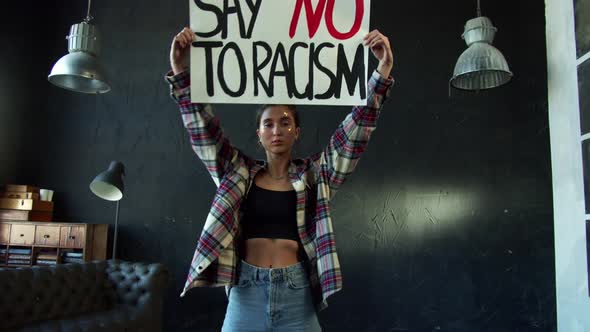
[{"xmin": 364, "ymin": 29, "xmax": 394, "ymax": 78}]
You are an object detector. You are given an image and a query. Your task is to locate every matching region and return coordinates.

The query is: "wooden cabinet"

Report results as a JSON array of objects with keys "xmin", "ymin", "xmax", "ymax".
[
  {"xmin": 35, "ymin": 226, "xmax": 60, "ymax": 246},
  {"xmin": 0, "ymin": 221, "xmax": 108, "ymax": 267},
  {"xmin": 10, "ymin": 224, "xmax": 35, "ymax": 245},
  {"xmin": 0, "ymin": 223, "xmax": 11, "ymax": 244},
  {"xmin": 59, "ymin": 226, "xmax": 86, "ymax": 248}
]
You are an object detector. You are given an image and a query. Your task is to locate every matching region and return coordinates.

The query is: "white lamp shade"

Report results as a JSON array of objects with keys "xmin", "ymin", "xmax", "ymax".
[
  {"xmin": 90, "ymin": 180, "xmax": 122, "ymax": 201},
  {"xmin": 90, "ymin": 161, "xmax": 125, "ymax": 201}
]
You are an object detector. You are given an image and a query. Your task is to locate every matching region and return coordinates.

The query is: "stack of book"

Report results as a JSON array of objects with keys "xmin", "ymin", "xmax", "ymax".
[
  {"xmin": 36, "ymin": 250, "xmax": 58, "ymax": 266},
  {"xmin": 62, "ymin": 251, "xmax": 84, "ymax": 264},
  {"xmin": 0, "ymin": 248, "xmax": 6, "ymax": 263},
  {"xmin": 7, "ymin": 248, "xmax": 32, "ymax": 266},
  {"xmin": 0, "ymin": 184, "xmax": 53, "ymax": 222}
]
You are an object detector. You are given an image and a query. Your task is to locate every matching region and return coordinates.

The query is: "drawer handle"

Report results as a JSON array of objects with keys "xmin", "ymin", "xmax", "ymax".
[
  {"xmin": 19, "ymin": 234, "xmax": 24, "ymax": 237},
  {"xmin": 69, "ymin": 236, "xmax": 76, "ymax": 240},
  {"xmin": 43, "ymin": 235, "xmax": 50, "ymax": 239}
]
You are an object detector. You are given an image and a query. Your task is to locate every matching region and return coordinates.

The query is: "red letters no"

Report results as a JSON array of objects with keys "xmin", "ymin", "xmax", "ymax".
[{"xmin": 289, "ymin": 0, "xmax": 364, "ymax": 40}]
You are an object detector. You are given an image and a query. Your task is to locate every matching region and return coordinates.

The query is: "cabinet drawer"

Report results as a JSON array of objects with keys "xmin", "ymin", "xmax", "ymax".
[
  {"xmin": 10, "ymin": 225, "xmax": 35, "ymax": 245},
  {"xmin": 60, "ymin": 226, "xmax": 86, "ymax": 248},
  {"xmin": 35, "ymin": 226, "xmax": 60, "ymax": 246},
  {"xmin": 0, "ymin": 224, "xmax": 10, "ymax": 244}
]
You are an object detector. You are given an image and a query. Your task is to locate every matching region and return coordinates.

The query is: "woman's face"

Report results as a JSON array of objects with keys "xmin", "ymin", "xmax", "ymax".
[{"xmin": 257, "ymin": 106, "xmax": 300, "ymax": 156}]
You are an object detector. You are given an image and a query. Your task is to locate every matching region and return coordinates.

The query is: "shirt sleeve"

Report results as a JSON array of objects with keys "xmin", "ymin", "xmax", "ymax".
[
  {"xmin": 312, "ymin": 69, "xmax": 394, "ymax": 198},
  {"xmin": 166, "ymin": 70, "xmax": 242, "ymax": 187}
]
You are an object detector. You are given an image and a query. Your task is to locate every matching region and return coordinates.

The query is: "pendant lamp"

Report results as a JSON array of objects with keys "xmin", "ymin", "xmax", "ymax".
[
  {"xmin": 48, "ymin": 0, "xmax": 111, "ymax": 94},
  {"xmin": 450, "ymin": 0, "xmax": 513, "ymax": 92}
]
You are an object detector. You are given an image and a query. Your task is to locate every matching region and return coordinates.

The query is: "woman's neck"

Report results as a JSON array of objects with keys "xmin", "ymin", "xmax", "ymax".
[{"xmin": 265, "ymin": 153, "xmax": 291, "ymax": 180}]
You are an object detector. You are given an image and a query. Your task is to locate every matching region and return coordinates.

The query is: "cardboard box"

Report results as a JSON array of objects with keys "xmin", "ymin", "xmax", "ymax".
[
  {"xmin": 0, "ymin": 209, "xmax": 53, "ymax": 222},
  {"xmin": 4, "ymin": 185, "xmax": 40, "ymax": 193},
  {"xmin": 0, "ymin": 192, "xmax": 39, "ymax": 200},
  {"xmin": 0, "ymin": 198, "xmax": 53, "ymax": 212},
  {"xmin": 0, "ymin": 209, "xmax": 29, "ymax": 221},
  {"xmin": 28, "ymin": 211, "xmax": 53, "ymax": 222}
]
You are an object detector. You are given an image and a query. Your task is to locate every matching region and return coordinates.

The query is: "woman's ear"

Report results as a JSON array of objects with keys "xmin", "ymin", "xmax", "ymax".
[{"xmin": 295, "ymin": 127, "xmax": 301, "ymax": 140}]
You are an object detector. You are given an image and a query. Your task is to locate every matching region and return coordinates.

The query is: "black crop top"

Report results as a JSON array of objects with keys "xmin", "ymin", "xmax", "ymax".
[{"xmin": 240, "ymin": 182, "xmax": 300, "ymax": 242}]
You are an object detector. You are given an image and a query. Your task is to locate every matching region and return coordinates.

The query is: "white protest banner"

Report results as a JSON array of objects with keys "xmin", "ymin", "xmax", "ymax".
[{"xmin": 189, "ymin": 0, "xmax": 371, "ymax": 105}]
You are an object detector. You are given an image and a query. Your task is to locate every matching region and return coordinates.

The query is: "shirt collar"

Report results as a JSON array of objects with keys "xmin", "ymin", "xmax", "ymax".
[{"xmin": 254, "ymin": 159, "xmax": 300, "ymax": 181}]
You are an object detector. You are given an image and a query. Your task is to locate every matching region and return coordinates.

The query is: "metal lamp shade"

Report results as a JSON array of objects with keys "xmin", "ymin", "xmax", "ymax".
[
  {"xmin": 90, "ymin": 161, "xmax": 125, "ymax": 201},
  {"xmin": 48, "ymin": 52, "xmax": 110, "ymax": 93},
  {"xmin": 451, "ymin": 43, "xmax": 513, "ymax": 90},
  {"xmin": 450, "ymin": 17, "xmax": 513, "ymax": 90},
  {"xmin": 48, "ymin": 22, "xmax": 111, "ymax": 94}
]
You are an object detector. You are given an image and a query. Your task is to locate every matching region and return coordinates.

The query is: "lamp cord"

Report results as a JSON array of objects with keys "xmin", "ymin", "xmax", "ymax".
[
  {"xmin": 85, "ymin": 0, "xmax": 93, "ymax": 22},
  {"xmin": 477, "ymin": 0, "xmax": 481, "ymax": 17}
]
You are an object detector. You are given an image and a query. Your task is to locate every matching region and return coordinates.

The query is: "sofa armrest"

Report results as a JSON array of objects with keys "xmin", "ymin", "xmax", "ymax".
[{"xmin": 104, "ymin": 260, "xmax": 169, "ymax": 331}]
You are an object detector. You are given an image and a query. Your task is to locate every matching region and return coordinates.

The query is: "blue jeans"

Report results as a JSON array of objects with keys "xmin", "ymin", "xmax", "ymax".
[{"xmin": 222, "ymin": 260, "xmax": 322, "ymax": 332}]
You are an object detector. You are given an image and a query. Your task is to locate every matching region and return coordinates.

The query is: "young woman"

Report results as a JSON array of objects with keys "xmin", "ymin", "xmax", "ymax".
[{"xmin": 168, "ymin": 27, "xmax": 394, "ymax": 331}]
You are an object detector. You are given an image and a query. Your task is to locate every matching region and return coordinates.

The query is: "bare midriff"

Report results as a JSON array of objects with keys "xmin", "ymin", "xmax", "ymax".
[{"xmin": 244, "ymin": 238, "xmax": 303, "ymax": 268}]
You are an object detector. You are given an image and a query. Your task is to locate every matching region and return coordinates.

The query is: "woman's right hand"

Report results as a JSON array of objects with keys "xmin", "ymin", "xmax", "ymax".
[{"xmin": 170, "ymin": 27, "xmax": 195, "ymax": 75}]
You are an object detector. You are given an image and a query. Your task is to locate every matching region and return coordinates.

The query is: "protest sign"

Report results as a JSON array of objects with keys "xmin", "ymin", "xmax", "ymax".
[{"xmin": 189, "ymin": 0, "xmax": 371, "ymax": 105}]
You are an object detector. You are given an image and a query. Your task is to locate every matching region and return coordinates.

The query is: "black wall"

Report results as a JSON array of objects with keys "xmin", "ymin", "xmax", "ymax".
[
  {"xmin": 0, "ymin": 0, "xmax": 554, "ymax": 331},
  {"xmin": 0, "ymin": 3, "xmax": 59, "ymax": 185}
]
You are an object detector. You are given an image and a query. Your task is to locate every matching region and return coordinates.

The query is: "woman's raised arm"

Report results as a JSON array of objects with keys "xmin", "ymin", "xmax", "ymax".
[
  {"xmin": 312, "ymin": 30, "xmax": 394, "ymax": 197},
  {"xmin": 166, "ymin": 27, "xmax": 244, "ymax": 186}
]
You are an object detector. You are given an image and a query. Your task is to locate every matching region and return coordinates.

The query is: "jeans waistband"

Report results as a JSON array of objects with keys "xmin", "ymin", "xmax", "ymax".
[{"xmin": 239, "ymin": 260, "xmax": 308, "ymax": 282}]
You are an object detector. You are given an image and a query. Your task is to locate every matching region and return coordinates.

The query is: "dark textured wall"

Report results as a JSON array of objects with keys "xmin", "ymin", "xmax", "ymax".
[
  {"xmin": 0, "ymin": 3, "xmax": 58, "ymax": 185},
  {"xmin": 0, "ymin": 0, "xmax": 554, "ymax": 331}
]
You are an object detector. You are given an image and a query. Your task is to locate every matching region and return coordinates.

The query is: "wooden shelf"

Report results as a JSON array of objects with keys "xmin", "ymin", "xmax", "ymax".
[
  {"xmin": 0, "ymin": 220, "xmax": 108, "ymax": 267},
  {"xmin": 0, "ymin": 264, "xmax": 30, "ymax": 267}
]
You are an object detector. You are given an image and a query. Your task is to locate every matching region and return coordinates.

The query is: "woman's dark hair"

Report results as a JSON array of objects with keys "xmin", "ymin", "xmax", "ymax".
[{"xmin": 255, "ymin": 104, "xmax": 300, "ymax": 128}]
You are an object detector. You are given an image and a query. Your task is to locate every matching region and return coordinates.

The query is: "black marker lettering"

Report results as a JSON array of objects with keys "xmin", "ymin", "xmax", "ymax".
[
  {"xmin": 253, "ymin": 41, "xmax": 273, "ymax": 96},
  {"xmin": 193, "ymin": 0, "xmax": 223, "ymax": 38},
  {"xmin": 268, "ymin": 43, "xmax": 290, "ymax": 98},
  {"xmin": 218, "ymin": 42, "xmax": 247, "ymax": 97},
  {"xmin": 288, "ymin": 42, "xmax": 311, "ymax": 99},
  {"xmin": 335, "ymin": 43, "xmax": 365, "ymax": 99},
  {"xmin": 313, "ymin": 42, "xmax": 336, "ymax": 99},
  {"xmin": 192, "ymin": 41, "xmax": 224, "ymax": 96}
]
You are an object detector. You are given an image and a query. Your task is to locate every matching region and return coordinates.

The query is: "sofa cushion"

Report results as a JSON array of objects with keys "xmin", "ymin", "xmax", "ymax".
[
  {"xmin": 0, "ymin": 262, "xmax": 111, "ymax": 330},
  {"xmin": 105, "ymin": 261, "xmax": 164, "ymax": 308}
]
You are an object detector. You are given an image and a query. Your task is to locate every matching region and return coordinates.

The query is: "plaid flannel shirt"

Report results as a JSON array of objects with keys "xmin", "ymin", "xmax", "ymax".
[{"xmin": 167, "ymin": 69, "xmax": 393, "ymax": 310}]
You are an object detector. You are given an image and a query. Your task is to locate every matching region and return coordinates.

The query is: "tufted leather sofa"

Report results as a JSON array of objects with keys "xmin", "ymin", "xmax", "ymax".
[{"xmin": 0, "ymin": 260, "xmax": 168, "ymax": 332}]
